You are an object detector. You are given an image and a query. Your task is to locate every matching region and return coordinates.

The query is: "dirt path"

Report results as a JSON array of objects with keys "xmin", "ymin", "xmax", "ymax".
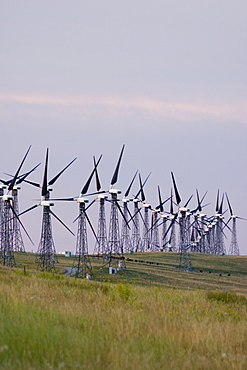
[{"xmin": 55, "ymin": 265, "xmax": 78, "ymax": 276}]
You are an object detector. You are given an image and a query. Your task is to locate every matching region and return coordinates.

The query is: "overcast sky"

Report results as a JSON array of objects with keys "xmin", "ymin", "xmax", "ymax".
[{"xmin": 0, "ymin": 1, "xmax": 246, "ymax": 255}]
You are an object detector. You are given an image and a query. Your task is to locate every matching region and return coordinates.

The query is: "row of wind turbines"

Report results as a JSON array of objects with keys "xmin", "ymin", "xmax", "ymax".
[{"xmin": 0, "ymin": 145, "xmax": 245, "ymax": 276}]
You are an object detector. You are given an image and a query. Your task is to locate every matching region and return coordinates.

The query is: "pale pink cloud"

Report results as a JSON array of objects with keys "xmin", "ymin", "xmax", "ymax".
[{"xmin": 0, "ymin": 93, "xmax": 246, "ymax": 124}]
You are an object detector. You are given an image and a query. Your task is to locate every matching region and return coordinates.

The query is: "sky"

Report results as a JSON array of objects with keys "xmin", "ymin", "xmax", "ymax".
[{"xmin": 0, "ymin": 1, "xmax": 246, "ymax": 255}]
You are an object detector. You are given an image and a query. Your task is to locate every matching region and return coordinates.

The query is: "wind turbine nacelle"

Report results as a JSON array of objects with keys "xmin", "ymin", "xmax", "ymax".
[
  {"xmin": 48, "ymin": 186, "xmax": 53, "ymax": 192},
  {"xmin": 13, "ymin": 186, "xmax": 21, "ymax": 190},
  {"xmin": 179, "ymin": 207, "xmax": 188, "ymax": 213},
  {"xmin": 0, "ymin": 185, "xmax": 7, "ymax": 190},
  {"xmin": 143, "ymin": 203, "xmax": 151, "ymax": 208},
  {"xmin": 160, "ymin": 213, "xmax": 168, "ymax": 219},
  {"xmin": 2, "ymin": 194, "xmax": 13, "ymax": 201},
  {"xmin": 41, "ymin": 201, "xmax": 54, "ymax": 207},
  {"xmin": 98, "ymin": 194, "xmax": 108, "ymax": 200},
  {"xmin": 122, "ymin": 198, "xmax": 129, "ymax": 203},
  {"xmin": 109, "ymin": 189, "xmax": 121, "ymax": 195},
  {"xmin": 133, "ymin": 198, "xmax": 140, "ymax": 203},
  {"xmin": 231, "ymin": 215, "xmax": 237, "ymax": 219},
  {"xmin": 77, "ymin": 197, "xmax": 89, "ymax": 203}
]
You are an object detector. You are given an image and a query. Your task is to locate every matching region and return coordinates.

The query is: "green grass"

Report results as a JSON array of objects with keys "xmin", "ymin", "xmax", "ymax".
[
  {"xmin": 0, "ymin": 252, "xmax": 246, "ymax": 369},
  {"xmin": 13, "ymin": 252, "xmax": 247, "ymax": 295},
  {"xmin": 0, "ymin": 268, "xmax": 246, "ymax": 369}
]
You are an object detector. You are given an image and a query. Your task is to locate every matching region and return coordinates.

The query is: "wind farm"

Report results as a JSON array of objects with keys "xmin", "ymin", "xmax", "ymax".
[
  {"xmin": 1, "ymin": 2, "xmax": 247, "ymax": 368},
  {"xmin": 0, "ymin": 145, "xmax": 246, "ymax": 276}
]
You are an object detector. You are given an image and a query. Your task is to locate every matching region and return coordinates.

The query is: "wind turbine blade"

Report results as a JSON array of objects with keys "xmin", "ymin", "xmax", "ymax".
[
  {"xmin": 146, "ymin": 215, "xmax": 161, "ymax": 235},
  {"xmin": 184, "ymin": 194, "xmax": 193, "ymax": 208},
  {"xmin": 190, "ymin": 227, "xmax": 195, "ymax": 242},
  {"xmin": 237, "ymin": 217, "xmax": 247, "ymax": 221},
  {"xmin": 73, "ymin": 214, "xmax": 80, "ymax": 224},
  {"xmin": 157, "ymin": 185, "xmax": 163, "ymax": 212},
  {"xmin": 221, "ymin": 218, "xmax": 232, "ymax": 232},
  {"xmin": 81, "ymin": 155, "xmax": 102, "ymax": 195},
  {"xmin": 42, "ymin": 148, "xmax": 49, "ymax": 197},
  {"xmin": 135, "ymin": 172, "xmax": 151, "ymax": 199},
  {"xmin": 84, "ymin": 190, "xmax": 106, "ymax": 196},
  {"xmin": 84, "ymin": 210, "xmax": 98, "ymax": 242},
  {"xmin": 219, "ymin": 193, "xmax": 224, "ymax": 214},
  {"xmin": 22, "ymin": 179, "xmax": 41, "ymax": 188},
  {"xmin": 200, "ymin": 191, "xmax": 208, "ymax": 204},
  {"xmin": 127, "ymin": 206, "xmax": 141, "ymax": 227},
  {"xmin": 171, "ymin": 172, "xmax": 181, "ymax": 205},
  {"xmin": 170, "ymin": 188, "xmax": 174, "ymax": 214},
  {"xmin": 0, "ymin": 178, "xmax": 10, "ymax": 186},
  {"xmin": 225, "ymin": 193, "xmax": 233, "ymax": 216},
  {"xmin": 150, "ymin": 213, "xmax": 154, "ymax": 241},
  {"xmin": 49, "ymin": 198, "xmax": 75, "ymax": 201},
  {"xmin": 9, "ymin": 203, "xmax": 34, "ymax": 246},
  {"xmin": 125, "ymin": 170, "xmax": 138, "ymax": 197},
  {"xmin": 216, "ymin": 189, "xmax": 219, "ymax": 213},
  {"xmin": 93, "ymin": 156, "xmax": 102, "ymax": 191},
  {"xmin": 49, "ymin": 157, "xmax": 77, "ymax": 186},
  {"xmin": 110, "ymin": 144, "xmax": 125, "ymax": 186},
  {"xmin": 156, "ymin": 196, "xmax": 171, "ymax": 211},
  {"xmin": 50, "ymin": 209, "xmax": 75, "ymax": 236},
  {"xmin": 139, "ymin": 174, "xmax": 145, "ymax": 202},
  {"xmin": 8, "ymin": 145, "xmax": 31, "ymax": 191},
  {"xmin": 115, "ymin": 200, "xmax": 131, "ymax": 229},
  {"xmin": 16, "ymin": 163, "xmax": 41, "ymax": 184},
  {"xmin": 18, "ymin": 204, "xmax": 39, "ymax": 217},
  {"xmin": 196, "ymin": 189, "xmax": 201, "ymax": 211},
  {"xmin": 85, "ymin": 198, "xmax": 97, "ymax": 211},
  {"xmin": 162, "ymin": 214, "xmax": 178, "ymax": 240}
]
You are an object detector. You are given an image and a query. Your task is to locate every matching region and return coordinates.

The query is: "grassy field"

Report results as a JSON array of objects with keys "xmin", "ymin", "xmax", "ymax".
[
  {"xmin": 14, "ymin": 251, "xmax": 247, "ymax": 294},
  {"xmin": 0, "ymin": 252, "xmax": 246, "ymax": 369}
]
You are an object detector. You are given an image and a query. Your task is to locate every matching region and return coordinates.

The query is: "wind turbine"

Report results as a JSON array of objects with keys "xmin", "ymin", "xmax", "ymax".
[
  {"xmin": 169, "ymin": 172, "xmax": 192, "ymax": 270},
  {"xmin": 19, "ymin": 149, "xmax": 76, "ymax": 271},
  {"xmin": 0, "ymin": 146, "xmax": 33, "ymax": 266},
  {"xmin": 225, "ymin": 193, "xmax": 246, "ymax": 255},
  {"xmin": 3, "ymin": 163, "xmax": 41, "ymax": 252},
  {"xmin": 106, "ymin": 144, "xmax": 130, "ymax": 267},
  {"xmin": 120, "ymin": 170, "xmax": 138, "ymax": 253},
  {"xmin": 48, "ymin": 155, "xmax": 103, "ymax": 277}
]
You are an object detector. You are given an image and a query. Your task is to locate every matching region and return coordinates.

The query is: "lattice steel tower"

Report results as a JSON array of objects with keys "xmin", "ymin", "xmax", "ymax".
[
  {"xmin": 131, "ymin": 199, "xmax": 142, "ymax": 252},
  {"xmin": 120, "ymin": 171, "xmax": 137, "ymax": 253},
  {"xmin": 225, "ymin": 193, "xmax": 245, "ymax": 256},
  {"xmin": 177, "ymin": 208, "xmax": 191, "ymax": 270},
  {"xmin": 150, "ymin": 210, "xmax": 160, "ymax": 251},
  {"xmin": 142, "ymin": 203, "xmax": 151, "ymax": 252},
  {"xmin": 121, "ymin": 199, "xmax": 132, "ymax": 253},
  {"xmin": 35, "ymin": 149, "xmax": 76, "ymax": 271},
  {"xmin": 73, "ymin": 200, "xmax": 92, "ymax": 278},
  {"xmin": 12, "ymin": 187, "xmax": 25, "ymax": 252},
  {"xmin": 160, "ymin": 214, "xmax": 168, "ymax": 251},
  {"xmin": 108, "ymin": 191, "xmax": 122, "ymax": 263},
  {"xmin": 0, "ymin": 195, "xmax": 15, "ymax": 266},
  {"xmin": 0, "ymin": 184, "xmax": 6, "ymax": 255},
  {"xmin": 228, "ymin": 217, "xmax": 239, "ymax": 255},
  {"xmin": 106, "ymin": 144, "xmax": 125, "ymax": 266},
  {"xmin": 94, "ymin": 195, "xmax": 108, "ymax": 255},
  {"xmin": 0, "ymin": 146, "xmax": 32, "ymax": 266}
]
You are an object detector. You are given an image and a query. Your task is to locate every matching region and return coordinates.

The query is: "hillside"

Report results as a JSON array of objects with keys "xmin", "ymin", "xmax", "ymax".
[{"xmin": 13, "ymin": 252, "xmax": 247, "ymax": 295}]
